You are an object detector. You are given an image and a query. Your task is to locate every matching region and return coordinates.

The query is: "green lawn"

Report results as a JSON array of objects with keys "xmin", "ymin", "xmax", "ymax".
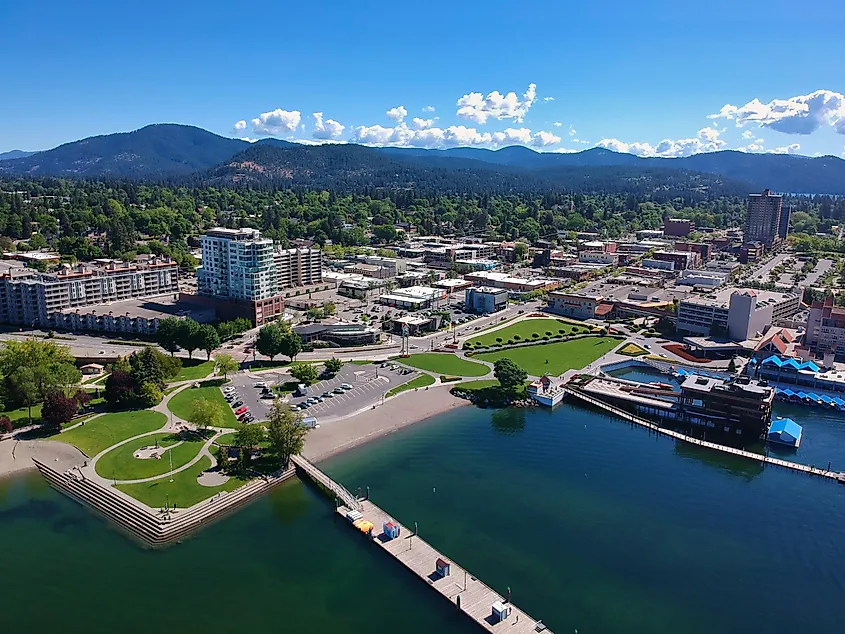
[
  {"xmin": 475, "ymin": 337, "xmax": 620, "ymax": 376},
  {"xmin": 168, "ymin": 385, "xmax": 240, "ymax": 428},
  {"xmin": 52, "ymin": 410, "xmax": 166, "ymax": 457},
  {"xmin": 386, "ymin": 373, "xmax": 436, "ymax": 398},
  {"xmin": 171, "ymin": 359, "xmax": 215, "ymax": 382},
  {"xmin": 215, "ymin": 432, "xmax": 237, "ymax": 446},
  {"xmin": 401, "ymin": 353, "xmax": 490, "ymax": 377},
  {"xmin": 95, "ymin": 432, "xmax": 206, "ymax": 481},
  {"xmin": 349, "ymin": 360, "xmax": 373, "ymax": 366},
  {"xmin": 466, "ymin": 318, "xmax": 590, "ymax": 347},
  {"xmin": 116, "ymin": 456, "xmax": 249, "ymax": 509},
  {"xmin": 2, "ymin": 403, "xmax": 44, "ymax": 428}
]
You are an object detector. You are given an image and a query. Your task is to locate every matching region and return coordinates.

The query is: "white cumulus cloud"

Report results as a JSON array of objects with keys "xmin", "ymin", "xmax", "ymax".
[
  {"xmin": 456, "ymin": 83, "xmax": 537, "ymax": 124},
  {"xmin": 597, "ymin": 127, "xmax": 726, "ymax": 158},
  {"xmin": 250, "ymin": 109, "xmax": 302, "ymax": 135},
  {"xmin": 386, "ymin": 105, "xmax": 408, "ymax": 122},
  {"xmin": 544, "ymin": 97, "xmax": 555, "ymax": 102},
  {"xmin": 531, "ymin": 130, "xmax": 562, "ymax": 147},
  {"xmin": 312, "ymin": 112, "xmax": 345, "ymax": 139},
  {"xmin": 742, "ymin": 130, "xmax": 755, "ymax": 139},
  {"xmin": 709, "ymin": 89, "xmax": 845, "ymax": 135},
  {"xmin": 422, "ymin": 105, "xmax": 435, "ymax": 113},
  {"xmin": 770, "ymin": 143, "xmax": 801, "ymax": 154},
  {"xmin": 412, "ymin": 117, "xmax": 434, "ymax": 130},
  {"xmin": 569, "ymin": 126, "xmax": 577, "ymax": 136},
  {"xmin": 553, "ymin": 122, "xmax": 563, "ymax": 127},
  {"xmin": 234, "ymin": 120, "xmax": 247, "ymax": 132}
]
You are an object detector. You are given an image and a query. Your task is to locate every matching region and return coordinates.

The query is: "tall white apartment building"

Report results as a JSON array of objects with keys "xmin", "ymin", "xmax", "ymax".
[{"xmin": 198, "ymin": 228, "xmax": 277, "ymax": 301}]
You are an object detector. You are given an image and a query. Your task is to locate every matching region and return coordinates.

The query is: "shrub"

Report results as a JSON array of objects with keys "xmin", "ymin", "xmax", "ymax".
[
  {"xmin": 545, "ymin": 331, "xmax": 553, "ymax": 336},
  {"xmin": 496, "ymin": 337, "xmax": 503, "ymax": 343},
  {"xmin": 139, "ymin": 382, "xmax": 163, "ymax": 407},
  {"xmin": 531, "ymin": 332, "xmax": 539, "ymax": 338},
  {"xmin": 507, "ymin": 339, "xmax": 514, "ymax": 345},
  {"xmin": 513, "ymin": 335, "xmax": 521, "ymax": 341},
  {"xmin": 0, "ymin": 416, "xmax": 11, "ymax": 434},
  {"xmin": 558, "ymin": 329, "xmax": 565, "ymax": 334},
  {"xmin": 543, "ymin": 335, "xmax": 550, "ymax": 340},
  {"xmin": 439, "ymin": 375, "xmax": 462, "ymax": 383}
]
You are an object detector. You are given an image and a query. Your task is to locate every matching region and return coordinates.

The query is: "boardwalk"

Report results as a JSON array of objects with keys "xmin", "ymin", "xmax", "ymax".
[
  {"xmin": 293, "ymin": 460, "xmax": 552, "ymax": 633},
  {"xmin": 291, "ymin": 455, "xmax": 362, "ymax": 511},
  {"xmin": 561, "ymin": 387, "xmax": 843, "ymax": 482}
]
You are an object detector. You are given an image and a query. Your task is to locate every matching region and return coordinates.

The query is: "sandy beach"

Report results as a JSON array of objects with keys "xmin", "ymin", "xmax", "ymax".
[
  {"xmin": 303, "ymin": 385, "xmax": 470, "ymax": 463},
  {"xmin": 0, "ymin": 438, "xmax": 87, "ymax": 479}
]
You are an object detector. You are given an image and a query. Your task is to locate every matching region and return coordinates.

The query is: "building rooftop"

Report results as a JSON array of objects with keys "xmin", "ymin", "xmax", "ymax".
[{"xmin": 682, "ymin": 287, "xmax": 798, "ymax": 308}]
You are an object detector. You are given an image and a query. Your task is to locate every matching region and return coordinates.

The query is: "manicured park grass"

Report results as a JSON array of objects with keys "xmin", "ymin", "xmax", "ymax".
[
  {"xmin": 3, "ymin": 403, "xmax": 44, "ymax": 428},
  {"xmin": 116, "ymin": 456, "xmax": 249, "ymax": 509},
  {"xmin": 53, "ymin": 410, "xmax": 167, "ymax": 457},
  {"xmin": 475, "ymin": 336, "xmax": 620, "ymax": 376},
  {"xmin": 171, "ymin": 359, "xmax": 215, "ymax": 382},
  {"xmin": 95, "ymin": 432, "xmax": 206, "ymax": 481},
  {"xmin": 466, "ymin": 318, "xmax": 590, "ymax": 347},
  {"xmin": 168, "ymin": 385, "xmax": 240, "ymax": 428},
  {"xmin": 386, "ymin": 373, "xmax": 436, "ymax": 398},
  {"xmin": 215, "ymin": 432, "xmax": 237, "ymax": 446},
  {"xmin": 401, "ymin": 353, "xmax": 490, "ymax": 377}
]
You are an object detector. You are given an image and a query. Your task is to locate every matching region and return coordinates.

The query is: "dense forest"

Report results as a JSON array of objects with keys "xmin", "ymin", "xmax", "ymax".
[{"xmin": 0, "ymin": 178, "xmax": 843, "ymax": 267}]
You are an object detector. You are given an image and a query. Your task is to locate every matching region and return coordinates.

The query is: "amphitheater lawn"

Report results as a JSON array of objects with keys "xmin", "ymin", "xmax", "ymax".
[
  {"xmin": 168, "ymin": 385, "xmax": 240, "ymax": 428},
  {"xmin": 52, "ymin": 410, "xmax": 166, "ymax": 457},
  {"xmin": 401, "ymin": 353, "xmax": 489, "ymax": 377},
  {"xmin": 466, "ymin": 318, "xmax": 590, "ymax": 347},
  {"xmin": 116, "ymin": 456, "xmax": 249, "ymax": 509},
  {"xmin": 474, "ymin": 337, "xmax": 619, "ymax": 376},
  {"xmin": 95, "ymin": 432, "xmax": 206, "ymax": 481}
]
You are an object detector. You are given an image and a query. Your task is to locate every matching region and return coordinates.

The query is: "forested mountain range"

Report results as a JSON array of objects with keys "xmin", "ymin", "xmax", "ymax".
[
  {"xmin": 2, "ymin": 124, "xmax": 845, "ymax": 195},
  {"xmin": 0, "ymin": 150, "xmax": 34, "ymax": 161}
]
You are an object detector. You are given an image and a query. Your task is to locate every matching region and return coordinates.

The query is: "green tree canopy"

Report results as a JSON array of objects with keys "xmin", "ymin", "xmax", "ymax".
[
  {"xmin": 214, "ymin": 353, "xmax": 239, "ymax": 379},
  {"xmin": 266, "ymin": 400, "xmax": 307, "ymax": 468},
  {"xmin": 290, "ymin": 363, "xmax": 318, "ymax": 384},
  {"xmin": 493, "ymin": 358, "xmax": 528, "ymax": 392}
]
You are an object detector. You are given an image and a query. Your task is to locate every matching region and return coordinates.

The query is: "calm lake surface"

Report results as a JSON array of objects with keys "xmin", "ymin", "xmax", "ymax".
[{"xmin": 2, "ymin": 399, "xmax": 845, "ymax": 633}]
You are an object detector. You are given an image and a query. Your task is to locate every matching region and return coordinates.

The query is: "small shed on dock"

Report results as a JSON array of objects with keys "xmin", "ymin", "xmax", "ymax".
[
  {"xmin": 767, "ymin": 418, "xmax": 802, "ymax": 448},
  {"xmin": 491, "ymin": 601, "xmax": 508, "ymax": 623},
  {"xmin": 383, "ymin": 520, "xmax": 400, "ymax": 540},
  {"xmin": 435, "ymin": 557, "xmax": 451, "ymax": 577}
]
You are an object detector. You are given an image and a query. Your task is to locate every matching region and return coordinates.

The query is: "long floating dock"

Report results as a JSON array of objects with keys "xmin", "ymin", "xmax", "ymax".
[
  {"xmin": 292, "ymin": 455, "xmax": 551, "ymax": 633},
  {"xmin": 561, "ymin": 386, "xmax": 844, "ymax": 482}
]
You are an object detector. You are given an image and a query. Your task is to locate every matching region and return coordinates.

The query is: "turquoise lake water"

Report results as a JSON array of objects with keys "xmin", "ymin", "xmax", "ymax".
[{"xmin": 2, "ymin": 398, "xmax": 845, "ymax": 633}]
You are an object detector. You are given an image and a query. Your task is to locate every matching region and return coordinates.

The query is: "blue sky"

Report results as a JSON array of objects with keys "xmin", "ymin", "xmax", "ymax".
[{"xmin": 3, "ymin": 0, "xmax": 844, "ymax": 157}]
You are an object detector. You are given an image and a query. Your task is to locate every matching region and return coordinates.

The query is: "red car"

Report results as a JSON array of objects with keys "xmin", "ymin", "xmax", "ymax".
[{"xmin": 234, "ymin": 406, "xmax": 248, "ymax": 415}]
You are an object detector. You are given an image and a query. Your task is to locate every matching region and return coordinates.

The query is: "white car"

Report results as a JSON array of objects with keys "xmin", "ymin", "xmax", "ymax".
[{"xmin": 253, "ymin": 382, "xmax": 266, "ymax": 388}]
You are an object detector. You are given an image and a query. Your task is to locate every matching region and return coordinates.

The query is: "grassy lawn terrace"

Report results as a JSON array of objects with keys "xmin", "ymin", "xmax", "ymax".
[
  {"xmin": 400, "ymin": 353, "xmax": 490, "ymax": 377},
  {"xmin": 52, "ymin": 410, "xmax": 166, "ymax": 457},
  {"xmin": 385, "ymin": 373, "xmax": 436, "ymax": 398},
  {"xmin": 3, "ymin": 403, "xmax": 44, "ymax": 428},
  {"xmin": 475, "ymin": 336, "xmax": 620, "ymax": 376},
  {"xmin": 465, "ymin": 318, "xmax": 591, "ymax": 347},
  {"xmin": 95, "ymin": 432, "xmax": 207, "ymax": 480},
  {"xmin": 170, "ymin": 359, "xmax": 215, "ymax": 382},
  {"xmin": 455, "ymin": 379, "xmax": 500, "ymax": 391},
  {"xmin": 116, "ymin": 456, "xmax": 249, "ymax": 509},
  {"xmin": 168, "ymin": 385, "xmax": 240, "ymax": 429}
]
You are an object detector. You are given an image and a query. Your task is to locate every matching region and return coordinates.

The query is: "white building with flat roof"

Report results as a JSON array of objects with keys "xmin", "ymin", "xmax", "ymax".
[
  {"xmin": 198, "ymin": 228, "xmax": 276, "ymax": 301},
  {"xmin": 677, "ymin": 287, "xmax": 800, "ymax": 340}
]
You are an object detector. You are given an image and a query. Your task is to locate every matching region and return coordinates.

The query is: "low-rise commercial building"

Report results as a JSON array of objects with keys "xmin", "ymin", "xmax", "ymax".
[
  {"xmin": 664, "ymin": 218, "xmax": 695, "ymax": 237},
  {"xmin": 804, "ymin": 296, "xmax": 845, "ymax": 359},
  {"xmin": 379, "ymin": 286, "xmax": 445, "ymax": 310},
  {"xmin": 578, "ymin": 252, "xmax": 619, "ymax": 266},
  {"xmin": 294, "ymin": 323, "xmax": 379, "ymax": 347},
  {"xmin": 465, "ymin": 287, "xmax": 509, "ymax": 314},
  {"xmin": 676, "ymin": 288, "xmax": 801, "ymax": 340},
  {"xmin": 547, "ymin": 291, "xmax": 603, "ymax": 320},
  {"xmin": 677, "ymin": 269, "xmax": 729, "ymax": 288},
  {"xmin": 679, "ymin": 374, "xmax": 774, "ymax": 438},
  {"xmin": 463, "ymin": 271, "xmax": 559, "ymax": 294},
  {"xmin": 653, "ymin": 250, "xmax": 700, "ymax": 271}
]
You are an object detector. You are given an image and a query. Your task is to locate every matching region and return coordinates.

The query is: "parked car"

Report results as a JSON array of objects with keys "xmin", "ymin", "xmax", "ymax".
[
  {"xmin": 297, "ymin": 403, "xmax": 309, "ymax": 410},
  {"xmin": 235, "ymin": 406, "xmax": 248, "ymax": 415},
  {"xmin": 314, "ymin": 396, "xmax": 324, "ymax": 403},
  {"xmin": 238, "ymin": 412, "xmax": 251, "ymax": 421},
  {"xmin": 260, "ymin": 392, "xmax": 276, "ymax": 399},
  {"xmin": 333, "ymin": 387, "xmax": 345, "ymax": 395},
  {"xmin": 232, "ymin": 400, "xmax": 243, "ymax": 408},
  {"xmin": 253, "ymin": 382, "xmax": 266, "ymax": 388},
  {"xmin": 340, "ymin": 383, "xmax": 353, "ymax": 390}
]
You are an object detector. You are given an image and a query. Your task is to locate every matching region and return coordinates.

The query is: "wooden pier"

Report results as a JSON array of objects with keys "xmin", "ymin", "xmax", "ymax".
[
  {"xmin": 561, "ymin": 386, "xmax": 844, "ymax": 482},
  {"xmin": 292, "ymin": 456, "xmax": 552, "ymax": 633}
]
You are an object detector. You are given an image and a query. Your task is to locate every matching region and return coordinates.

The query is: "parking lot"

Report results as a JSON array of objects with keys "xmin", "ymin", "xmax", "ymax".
[{"xmin": 223, "ymin": 363, "xmax": 416, "ymax": 423}]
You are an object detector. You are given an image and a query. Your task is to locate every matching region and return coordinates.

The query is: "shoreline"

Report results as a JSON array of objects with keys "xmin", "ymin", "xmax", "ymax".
[
  {"xmin": 0, "ymin": 386, "xmax": 472, "ymax": 480},
  {"xmin": 303, "ymin": 385, "xmax": 470, "ymax": 464},
  {"xmin": 0, "ymin": 438, "xmax": 87, "ymax": 481}
]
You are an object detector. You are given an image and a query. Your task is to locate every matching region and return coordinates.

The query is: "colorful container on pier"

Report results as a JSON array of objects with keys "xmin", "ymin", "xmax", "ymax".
[{"xmin": 383, "ymin": 520, "xmax": 400, "ymax": 540}]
